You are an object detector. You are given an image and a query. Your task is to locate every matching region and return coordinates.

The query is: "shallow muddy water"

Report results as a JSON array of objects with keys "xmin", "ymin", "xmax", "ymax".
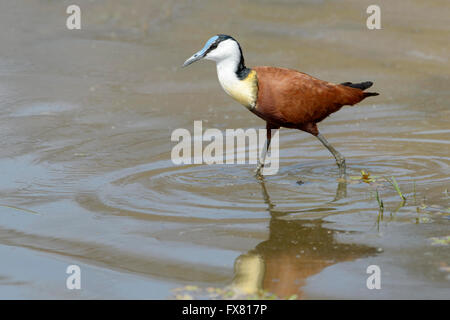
[{"xmin": 0, "ymin": 0, "xmax": 449, "ymax": 299}]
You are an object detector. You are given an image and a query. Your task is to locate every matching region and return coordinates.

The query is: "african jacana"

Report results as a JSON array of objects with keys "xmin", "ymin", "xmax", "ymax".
[{"xmin": 183, "ymin": 35, "xmax": 378, "ymax": 176}]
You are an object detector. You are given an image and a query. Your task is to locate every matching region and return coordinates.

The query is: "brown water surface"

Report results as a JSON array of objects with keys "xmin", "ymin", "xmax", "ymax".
[{"xmin": 0, "ymin": 0, "xmax": 449, "ymax": 299}]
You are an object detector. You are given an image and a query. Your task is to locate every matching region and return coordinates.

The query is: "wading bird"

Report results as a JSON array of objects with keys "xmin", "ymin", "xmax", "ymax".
[{"xmin": 183, "ymin": 35, "xmax": 378, "ymax": 176}]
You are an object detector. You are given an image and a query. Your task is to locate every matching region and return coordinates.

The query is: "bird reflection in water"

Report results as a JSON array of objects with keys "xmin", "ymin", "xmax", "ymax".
[{"xmin": 231, "ymin": 177, "xmax": 377, "ymax": 299}]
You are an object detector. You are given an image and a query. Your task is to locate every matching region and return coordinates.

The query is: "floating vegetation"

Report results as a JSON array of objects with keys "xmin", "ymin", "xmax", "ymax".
[
  {"xmin": 171, "ymin": 285, "xmax": 297, "ymax": 300},
  {"xmin": 350, "ymin": 170, "xmax": 380, "ymax": 183},
  {"xmin": 366, "ymin": 174, "xmax": 450, "ymax": 230},
  {"xmin": 429, "ymin": 236, "xmax": 450, "ymax": 246},
  {"xmin": 350, "ymin": 171, "xmax": 407, "ymax": 202},
  {"xmin": 413, "ymin": 216, "xmax": 433, "ymax": 224}
]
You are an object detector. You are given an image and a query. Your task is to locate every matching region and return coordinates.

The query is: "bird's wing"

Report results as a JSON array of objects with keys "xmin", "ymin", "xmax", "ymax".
[{"xmin": 253, "ymin": 66, "xmax": 365, "ymax": 126}]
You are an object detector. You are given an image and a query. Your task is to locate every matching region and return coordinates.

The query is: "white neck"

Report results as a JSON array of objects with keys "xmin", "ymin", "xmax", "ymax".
[{"xmin": 216, "ymin": 56, "xmax": 241, "ymax": 95}]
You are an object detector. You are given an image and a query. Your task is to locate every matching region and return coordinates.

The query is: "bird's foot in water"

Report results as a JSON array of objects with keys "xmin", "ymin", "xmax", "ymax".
[
  {"xmin": 337, "ymin": 159, "xmax": 346, "ymax": 179},
  {"xmin": 255, "ymin": 163, "xmax": 264, "ymax": 177}
]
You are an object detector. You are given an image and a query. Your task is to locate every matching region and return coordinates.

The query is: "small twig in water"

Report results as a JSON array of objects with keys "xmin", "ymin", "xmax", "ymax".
[{"xmin": 0, "ymin": 204, "xmax": 39, "ymax": 215}]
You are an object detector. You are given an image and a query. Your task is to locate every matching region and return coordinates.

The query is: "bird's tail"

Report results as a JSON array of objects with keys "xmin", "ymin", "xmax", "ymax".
[{"xmin": 341, "ymin": 81, "xmax": 379, "ymax": 97}]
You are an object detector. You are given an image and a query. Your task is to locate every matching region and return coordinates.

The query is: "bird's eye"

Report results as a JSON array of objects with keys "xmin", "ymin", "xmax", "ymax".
[{"xmin": 204, "ymin": 41, "xmax": 219, "ymax": 56}]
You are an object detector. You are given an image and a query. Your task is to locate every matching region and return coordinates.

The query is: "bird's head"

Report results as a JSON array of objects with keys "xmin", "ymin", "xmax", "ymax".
[{"xmin": 182, "ymin": 34, "xmax": 243, "ymax": 67}]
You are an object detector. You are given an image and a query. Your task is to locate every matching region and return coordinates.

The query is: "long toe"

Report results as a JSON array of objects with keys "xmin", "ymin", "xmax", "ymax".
[{"xmin": 255, "ymin": 164, "xmax": 264, "ymax": 176}]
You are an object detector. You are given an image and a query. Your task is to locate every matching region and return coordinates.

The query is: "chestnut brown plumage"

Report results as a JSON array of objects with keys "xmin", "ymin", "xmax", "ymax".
[{"xmin": 253, "ymin": 67, "xmax": 375, "ymax": 134}]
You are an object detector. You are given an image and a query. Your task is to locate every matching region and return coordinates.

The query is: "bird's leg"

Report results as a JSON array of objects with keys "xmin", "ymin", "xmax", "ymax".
[
  {"xmin": 255, "ymin": 125, "xmax": 272, "ymax": 176},
  {"xmin": 316, "ymin": 133, "xmax": 346, "ymax": 177}
]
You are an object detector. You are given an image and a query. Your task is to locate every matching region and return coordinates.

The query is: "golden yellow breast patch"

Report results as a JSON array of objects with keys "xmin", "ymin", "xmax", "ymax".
[{"xmin": 223, "ymin": 70, "xmax": 258, "ymax": 109}]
